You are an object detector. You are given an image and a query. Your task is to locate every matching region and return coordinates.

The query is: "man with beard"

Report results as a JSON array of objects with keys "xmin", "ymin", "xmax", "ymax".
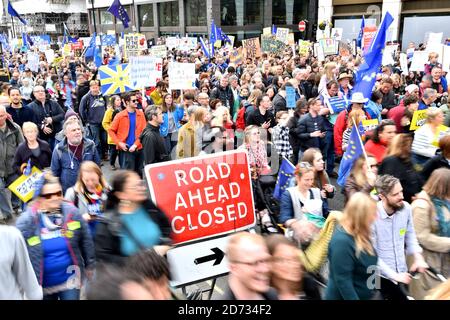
[
  {"xmin": 217, "ymin": 232, "xmax": 278, "ymax": 300},
  {"xmin": 372, "ymin": 175, "xmax": 428, "ymax": 300},
  {"xmin": 6, "ymin": 87, "xmax": 34, "ymax": 128}
]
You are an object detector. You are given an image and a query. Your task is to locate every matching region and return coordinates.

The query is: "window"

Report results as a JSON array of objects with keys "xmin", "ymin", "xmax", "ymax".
[
  {"xmin": 221, "ymin": 0, "xmax": 263, "ymax": 26},
  {"xmin": 159, "ymin": 1, "xmax": 179, "ymax": 27},
  {"xmin": 100, "ymin": 10, "xmax": 114, "ymax": 25},
  {"xmin": 272, "ymin": 0, "xmax": 307, "ymax": 25},
  {"xmin": 244, "ymin": 0, "xmax": 263, "ymax": 25},
  {"xmin": 186, "ymin": 0, "xmax": 207, "ymax": 26},
  {"xmin": 139, "ymin": 4, "xmax": 154, "ymax": 27},
  {"xmin": 221, "ymin": 0, "xmax": 236, "ymax": 26}
]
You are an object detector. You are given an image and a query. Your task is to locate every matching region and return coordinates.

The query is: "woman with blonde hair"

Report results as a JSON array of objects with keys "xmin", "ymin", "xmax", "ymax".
[
  {"xmin": 412, "ymin": 107, "xmax": 449, "ymax": 167},
  {"xmin": 64, "ymin": 161, "xmax": 109, "ymax": 238},
  {"xmin": 318, "ymin": 62, "xmax": 337, "ymax": 95},
  {"xmin": 343, "ymin": 155, "xmax": 378, "ymax": 205},
  {"xmin": 379, "ymin": 133, "xmax": 423, "ymax": 203},
  {"xmin": 341, "ymin": 109, "xmax": 366, "ymax": 152},
  {"xmin": 410, "ymin": 168, "xmax": 450, "ymax": 299},
  {"xmin": 325, "ymin": 192, "xmax": 378, "ymax": 300},
  {"xmin": 160, "ymin": 93, "xmax": 184, "ymax": 153}
]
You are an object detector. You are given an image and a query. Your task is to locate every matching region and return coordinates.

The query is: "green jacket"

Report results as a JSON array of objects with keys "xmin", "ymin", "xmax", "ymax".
[{"xmin": 0, "ymin": 119, "xmax": 24, "ymax": 178}]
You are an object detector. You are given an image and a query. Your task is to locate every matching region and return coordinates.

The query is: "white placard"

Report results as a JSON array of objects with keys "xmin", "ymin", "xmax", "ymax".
[
  {"xmin": 45, "ymin": 24, "xmax": 56, "ymax": 32},
  {"xmin": 443, "ymin": 45, "xmax": 450, "ymax": 73},
  {"xmin": 314, "ymin": 42, "xmax": 325, "ymax": 62},
  {"xmin": 179, "ymin": 37, "xmax": 197, "ymax": 51},
  {"xmin": 44, "ymin": 49, "xmax": 55, "ymax": 64},
  {"xmin": 426, "ymin": 43, "xmax": 444, "ymax": 64},
  {"xmin": 150, "ymin": 45, "xmax": 167, "ymax": 58},
  {"xmin": 426, "ymin": 32, "xmax": 443, "ymax": 46},
  {"xmin": 26, "ymin": 53, "xmax": 39, "ymax": 72},
  {"xmin": 168, "ymin": 62, "xmax": 196, "ymax": 90},
  {"xmin": 130, "ymin": 56, "xmax": 163, "ymax": 88},
  {"xmin": 276, "ymin": 27, "xmax": 290, "ymax": 44},
  {"xmin": 409, "ymin": 51, "xmax": 428, "ymax": 72},
  {"xmin": 331, "ymin": 28, "xmax": 343, "ymax": 41},
  {"xmin": 400, "ymin": 53, "xmax": 409, "ymax": 75},
  {"xmin": 382, "ymin": 45, "xmax": 398, "ymax": 66},
  {"xmin": 166, "ymin": 37, "xmax": 180, "ymax": 50}
]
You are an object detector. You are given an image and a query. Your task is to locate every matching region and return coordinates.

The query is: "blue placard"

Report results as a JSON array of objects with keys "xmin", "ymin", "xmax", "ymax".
[
  {"xmin": 101, "ymin": 34, "xmax": 116, "ymax": 46},
  {"xmin": 286, "ymin": 86, "xmax": 296, "ymax": 109},
  {"xmin": 327, "ymin": 96, "xmax": 347, "ymax": 114}
]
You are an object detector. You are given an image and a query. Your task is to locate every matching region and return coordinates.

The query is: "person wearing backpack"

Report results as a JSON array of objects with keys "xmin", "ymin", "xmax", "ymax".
[{"xmin": 102, "ymin": 95, "xmax": 124, "ymax": 170}]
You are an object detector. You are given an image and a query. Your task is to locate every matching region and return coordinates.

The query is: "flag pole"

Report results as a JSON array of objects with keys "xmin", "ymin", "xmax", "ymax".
[
  {"xmin": 11, "ymin": 17, "xmax": 15, "ymax": 39},
  {"xmin": 91, "ymin": 0, "xmax": 97, "ymax": 34},
  {"xmin": 351, "ymin": 117, "xmax": 371, "ymax": 171}
]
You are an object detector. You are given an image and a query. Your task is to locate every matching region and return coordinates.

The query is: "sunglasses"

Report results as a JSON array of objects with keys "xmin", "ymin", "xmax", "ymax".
[
  {"xmin": 41, "ymin": 190, "xmax": 63, "ymax": 199},
  {"xmin": 131, "ymin": 99, "xmax": 138, "ymax": 103}
]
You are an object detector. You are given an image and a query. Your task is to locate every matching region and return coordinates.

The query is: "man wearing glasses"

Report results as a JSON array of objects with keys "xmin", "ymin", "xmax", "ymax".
[
  {"xmin": 217, "ymin": 232, "xmax": 278, "ymax": 300},
  {"xmin": 108, "ymin": 92, "xmax": 146, "ymax": 176},
  {"xmin": 29, "ymin": 85, "xmax": 65, "ymax": 150}
]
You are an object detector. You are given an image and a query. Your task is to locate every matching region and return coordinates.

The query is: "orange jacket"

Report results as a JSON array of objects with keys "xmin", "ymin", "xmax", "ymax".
[{"xmin": 108, "ymin": 109, "xmax": 146, "ymax": 150}]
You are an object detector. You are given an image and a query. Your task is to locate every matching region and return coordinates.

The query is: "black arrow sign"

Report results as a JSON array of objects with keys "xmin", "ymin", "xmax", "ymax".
[{"xmin": 194, "ymin": 247, "xmax": 225, "ymax": 266}]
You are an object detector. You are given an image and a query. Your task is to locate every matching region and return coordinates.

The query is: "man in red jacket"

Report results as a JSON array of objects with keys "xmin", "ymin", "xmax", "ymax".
[{"xmin": 334, "ymin": 92, "xmax": 371, "ymax": 157}]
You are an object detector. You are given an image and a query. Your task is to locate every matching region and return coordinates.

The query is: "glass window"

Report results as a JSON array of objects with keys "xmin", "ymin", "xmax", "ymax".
[
  {"xmin": 401, "ymin": 15, "xmax": 450, "ymax": 51},
  {"xmin": 100, "ymin": 10, "xmax": 114, "ymax": 25},
  {"xmin": 139, "ymin": 4, "xmax": 154, "ymax": 27},
  {"xmin": 159, "ymin": 1, "xmax": 179, "ymax": 27},
  {"xmin": 186, "ymin": 0, "xmax": 207, "ymax": 26},
  {"xmin": 221, "ymin": 0, "xmax": 263, "ymax": 26},
  {"xmin": 272, "ymin": 0, "xmax": 307, "ymax": 25}
]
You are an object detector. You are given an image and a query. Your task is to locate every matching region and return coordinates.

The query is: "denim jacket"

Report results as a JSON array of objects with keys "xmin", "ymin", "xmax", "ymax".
[{"xmin": 159, "ymin": 106, "xmax": 185, "ymax": 137}]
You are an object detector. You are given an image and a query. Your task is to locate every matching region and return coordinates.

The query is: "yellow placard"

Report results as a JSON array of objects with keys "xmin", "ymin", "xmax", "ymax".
[
  {"xmin": 362, "ymin": 119, "xmax": 379, "ymax": 132},
  {"xmin": 67, "ymin": 221, "xmax": 81, "ymax": 231},
  {"xmin": 8, "ymin": 167, "xmax": 42, "ymax": 203},
  {"xmin": 63, "ymin": 44, "xmax": 71, "ymax": 57},
  {"xmin": 409, "ymin": 109, "xmax": 428, "ymax": 131},
  {"xmin": 432, "ymin": 125, "xmax": 450, "ymax": 147}
]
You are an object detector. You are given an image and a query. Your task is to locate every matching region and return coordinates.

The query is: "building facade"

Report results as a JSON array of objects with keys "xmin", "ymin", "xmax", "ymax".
[
  {"xmin": 0, "ymin": 0, "xmax": 89, "ymax": 39},
  {"xmin": 319, "ymin": 0, "xmax": 450, "ymax": 50},
  {"xmin": 87, "ymin": 0, "xmax": 318, "ymax": 43}
]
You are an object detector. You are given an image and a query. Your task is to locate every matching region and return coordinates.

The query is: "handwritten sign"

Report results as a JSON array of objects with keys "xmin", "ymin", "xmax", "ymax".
[
  {"xmin": 150, "ymin": 45, "xmax": 167, "ymax": 58},
  {"xmin": 27, "ymin": 53, "xmax": 39, "ymax": 72},
  {"xmin": 179, "ymin": 37, "xmax": 197, "ymax": 51},
  {"xmin": 299, "ymin": 40, "xmax": 310, "ymax": 57},
  {"xmin": 44, "ymin": 49, "xmax": 55, "ymax": 64},
  {"xmin": 326, "ymin": 96, "xmax": 347, "ymax": 114},
  {"xmin": 410, "ymin": 109, "xmax": 428, "ymax": 131},
  {"xmin": 125, "ymin": 33, "xmax": 147, "ymax": 56},
  {"xmin": 8, "ymin": 167, "xmax": 42, "ymax": 203},
  {"xmin": 263, "ymin": 27, "xmax": 271, "ymax": 35},
  {"xmin": 166, "ymin": 37, "xmax": 180, "ymax": 50},
  {"xmin": 276, "ymin": 27, "xmax": 290, "ymax": 44},
  {"xmin": 168, "ymin": 62, "xmax": 196, "ymax": 90},
  {"xmin": 410, "ymin": 51, "xmax": 428, "ymax": 72},
  {"xmin": 319, "ymin": 38, "xmax": 338, "ymax": 56},
  {"xmin": 130, "ymin": 56, "xmax": 163, "ymax": 88},
  {"xmin": 242, "ymin": 38, "xmax": 261, "ymax": 60},
  {"xmin": 400, "ymin": 53, "xmax": 409, "ymax": 75}
]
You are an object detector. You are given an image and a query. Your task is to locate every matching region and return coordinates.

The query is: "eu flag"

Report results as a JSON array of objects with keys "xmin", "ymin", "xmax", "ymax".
[
  {"xmin": 272, "ymin": 24, "xmax": 277, "ymax": 35},
  {"xmin": 199, "ymin": 37, "xmax": 210, "ymax": 58},
  {"xmin": 337, "ymin": 123, "xmax": 364, "ymax": 186},
  {"xmin": 85, "ymin": 33, "xmax": 97, "ymax": 58},
  {"xmin": 356, "ymin": 16, "xmax": 365, "ymax": 49},
  {"xmin": 107, "ymin": 0, "xmax": 130, "ymax": 28},
  {"xmin": 353, "ymin": 12, "xmax": 394, "ymax": 100},
  {"xmin": 210, "ymin": 19, "xmax": 218, "ymax": 56},
  {"xmin": 8, "ymin": 1, "xmax": 27, "ymax": 25},
  {"xmin": 273, "ymin": 158, "xmax": 296, "ymax": 200}
]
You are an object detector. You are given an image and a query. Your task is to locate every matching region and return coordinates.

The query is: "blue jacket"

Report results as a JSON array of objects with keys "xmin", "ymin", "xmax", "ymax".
[
  {"xmin": 79, "ymin": 92, "xmax": 106, "ymax": 125},
  {"xmin": 159, "ymin": 106, "xmax": 185, "ymax": 137},
  {"xmin": 15, "ymin": 201, "xmax": 95, "ymax": 286},
  {"xmin": 51, "ymin": 137, "xmax": 101, "ymax": 193}
]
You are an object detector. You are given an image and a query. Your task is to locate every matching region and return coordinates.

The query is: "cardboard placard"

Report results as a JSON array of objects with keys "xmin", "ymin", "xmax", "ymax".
[
  {"xmin": 242, "ymin": 37, "xmax": 261, "ymax": 60},
  {"xmin": 8, "ymin": 167, "xmax": 42, "ymax": 203}
]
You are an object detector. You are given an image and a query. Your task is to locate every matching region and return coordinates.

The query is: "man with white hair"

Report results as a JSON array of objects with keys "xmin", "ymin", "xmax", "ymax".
[
  {"xmin": 51, "ymin": 119, "xmax": 100, "ymax": 194},
  {"xmin": 0, "ymin": 105, "xmax": 24, "ymax": 222}
]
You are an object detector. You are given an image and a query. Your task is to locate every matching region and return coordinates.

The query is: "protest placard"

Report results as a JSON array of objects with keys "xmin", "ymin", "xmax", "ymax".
[
  {"xmin": 426, "ymin": 32, "xmax": 443, "ymax": 46},
  {"xmin": 144, "ymin": 150, "xmax": 255, "ymax": 244},
  {"xmin": 331, "ymin": 28, "xmax": 343, "ymax": 41},
  {"xmin": 287, "ymin": 33, "xmax": 295, "ymax": 46},
  {"xmin": 400, "ymin": 53, "xmax": 409, "ymax": 75},
  {"xmin": 443, "ymin": 45, "xmax": 450, "ymax": 73},
  {"xmin": 263, "ymin": 27, "xmax": 271, "ymax": 35},
  {"xmin": 130, "ymin": 56, "xmax": 163, "ymax": 88},
  {"xmin": 276, "ymin": 27, "xmax": 290, "ymax": 44},
  {"xmin": 27, "ymin": 53, "xmax": 39, "ymax": 72},
  {"xmin": 410, "ymin": 109, "xmax": 428, "ymax": 131},
  {"xmin": 382, "ymin": 44, "xmax": 397, "ymax": 66},
  {"xmin": 62, "ymin": 44, "xmax": 71, "ymax": 57},
  {"xmin": 431, "ymin": 125, "xmax": 450, "ymax": 147},
  {"xmin": 168, "ymin": 62, "xmax": 196, "ymax": 90},
  {"xmin": 409, "ymin": 51, "xmax": 428, "ymax": 72},
  {"xmin": 363, "ymin": 26, "xmax": 377, "ymax": 51},
  {"xmin": 362, "ymin": 119, "xmax": 379, "ymax": 132},
  {"xmin": 261, "ymin": 35, "xmax": 285, "ymax": 53},
  {"xmin": 125, "ymin": 33, "xmax": 147, "ymax": 56},
  {"xmin": 319, "ymin": 38, "xmax": 338, "ymax": 56},
  {"xmin": 426, "ymin": 43, "xmax": 444, "ymax": 64},
  {"xmin": 179, "ymin": 37, "xmax": 197, "ymax": 51},
  {"xmin": 166, "ymin": 37, "xmax": 180, "ymax": 50},
  {"xmin": 150, "ymin": 45, "xmax": 167, "ymax": 59},
  {"xmin": 286, "ymin": 86, "xmax": 296, "ymax": 109},
  {"xmin": 229, "ymin": 47, "xmax": 243, "ymax": 65},
  {"xmin": 242, "ymin": 37, "xmax": 261, "ymax": 60},
  {"xmin": 326, "ymin": 96, "xmax": 347, "ymax": 114},
  {"xmin": 299, "ymin": 40, "xmax": 310, "ymax": 56},
  {"xmin": 8, "ymin": 167, "xmax": 42, "ymax": 203},
  {"xmin": 338, "ymin": 41, "xmax": 351, "ymax": 58},
  {"xmin": 225, "ymin": 35, "xmax": 235, "ymax": 49},
  {"xmin": 314, "ymin": 42, "xmax": 325, "ymax": 62},
  {"xmin": 44, "ymin": 49, "xmax": 55, "ymax": 64}
]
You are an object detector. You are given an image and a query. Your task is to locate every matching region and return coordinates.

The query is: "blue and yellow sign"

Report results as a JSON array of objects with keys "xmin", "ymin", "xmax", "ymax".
[{"xmin": 98, "ymin": 63, "xmax": 135, "ymax": 95}]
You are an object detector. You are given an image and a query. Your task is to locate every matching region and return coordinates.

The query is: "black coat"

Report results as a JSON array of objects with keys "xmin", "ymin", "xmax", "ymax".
[
  {"xmin": 140, "ymin": 123, "xmax": 170, "ymax": 165},
  {"xmin": 94, "ymin": 200, "xmax": 172, "ymax": 266},
  {"xmin": 421, "ymin": 154, "xmax": 450, "ymax": 183},
  {"xmin": 210, "ymin": 85, "xmax": 234, "ymax": 110},
  {"xmin": 6, "ymin": 104, "xmax": 34, "ymax": 128},
  {"xmin": 379, "ymin": 155, "xmax": 423, "ymax": 203},
  {"xmin": 295, "ymin": 113, "xmax": 326, "ymax": 151},
  {"xmin": 272, "ymin": 93, "xmax": 287, "ymax": 114},
  {"xmin": 28, "ymin": 99, "xmax": 65, "ymax": 139},
  {"xmin": 13, "ymin": 139, "xmax": 52, "ymax": 175}
]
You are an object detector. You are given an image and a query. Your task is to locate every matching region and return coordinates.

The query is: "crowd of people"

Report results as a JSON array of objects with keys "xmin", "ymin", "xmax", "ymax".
[{"xmin": 0, "ymin": 31, "xmax": 449, "ymax": 301}]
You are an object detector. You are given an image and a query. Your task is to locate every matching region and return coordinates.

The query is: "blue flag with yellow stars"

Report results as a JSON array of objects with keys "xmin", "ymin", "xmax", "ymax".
[
  {"xmin": 273, "ymin": 157, "xmax": 296, "ymax": 200},
  {"xmin": 107, "ymin": 0, "xmax": 130, "ymax": 28},
  {"xmin": 337, "ymin": 123, "xmax": 365, "ymax": 186}
]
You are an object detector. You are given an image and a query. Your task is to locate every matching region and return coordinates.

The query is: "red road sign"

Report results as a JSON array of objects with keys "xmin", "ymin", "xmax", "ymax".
[
  {"xmin": 298, "ymin": 21, "xmax": 306, "ymax": 32},
  {"xmin": 144, "ymin": 150, "xmax": 256, "ymax": 245}
]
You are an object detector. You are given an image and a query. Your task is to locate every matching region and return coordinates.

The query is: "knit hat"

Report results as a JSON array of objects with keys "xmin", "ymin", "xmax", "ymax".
[
  {"xmin": 64, "ymin": 109, "xmax": 80, "ymax": 122},
  {"xmin": 405, "ymin": 84, "xmax": 419, "ymax": 94}
]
